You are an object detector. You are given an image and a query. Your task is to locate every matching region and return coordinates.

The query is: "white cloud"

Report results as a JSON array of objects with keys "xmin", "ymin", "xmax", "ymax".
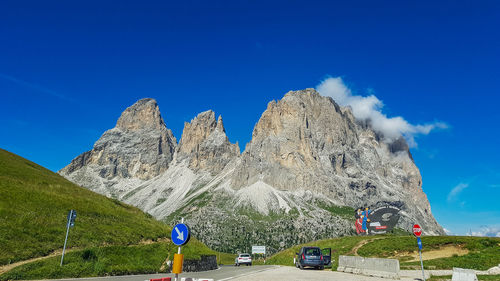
[
  {"xmin": 443, "ymin": 228, "xmax": 453, "ymax": 235},
  {"xmin": 447, "ymin": 183, "xmax": 469, "ymax": 203},
  {"xmin": 471, "ymin": 226, "xmax": 500, "ymax": 237},
  {"xmin": 316, "ymin": 77, "xmax": 447, "ymax": 146}
]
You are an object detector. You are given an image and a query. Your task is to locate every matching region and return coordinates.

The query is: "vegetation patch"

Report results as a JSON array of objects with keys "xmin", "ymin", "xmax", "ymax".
[
  {"xmin": 267, "ymin": 235, "xmax": 500, "ymax": 271},
  {"xmin": 357, "ymin": 235, "xmax": 500, "ymax": 270},
  {"xmin": 0, "ymin": 239, "xmax": 216, "ymax": 280},
  {"xmin": 314, "ymin": 200, "xmax": 355, "ymax": 220},
  {"xmin": 216, "ymin": 252, "xmax": 237, "ymax": 265},
  {"xmin": 0, "ymin": 149, "xmax": 172, "ymax": 266}
]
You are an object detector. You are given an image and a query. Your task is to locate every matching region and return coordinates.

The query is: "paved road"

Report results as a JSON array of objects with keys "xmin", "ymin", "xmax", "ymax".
[
  {"xmin": 42, "ymin": 265, "xmax": 452, "ymax": 281},
  {"xmin": 229, "ymin": 266, "xmax": 425, "ymax": 281},
  {"xmin": 35, "ymin": 264, "xmax": 495, "ymax": 281},
  {"xmin": 41, "ymin": 266, "xmax": 439, "ymax": 281},
  {"xmin": 43, "ymin": 265, "xmax": 278, "ymax": 281}
]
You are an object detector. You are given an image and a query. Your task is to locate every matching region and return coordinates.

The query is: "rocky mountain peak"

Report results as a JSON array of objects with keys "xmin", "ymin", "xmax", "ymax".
[
  {"xmin": 60, "ymin": 90, "xmax": 444, "ymax": 255},
  {"xmin": 177, "ymin": 110, "xmax": 239, "ymax": 173},
  {"xmin": 251, "ymin": 89, "xmax": 348, "ymax": 141},
  {"xmin": 59, "ymin": 98, "xmax": 177, "ymax": 197},
  {"xmin": 116, "ymin": 98, "xmax": 166, "ymax": 131},
  {"xmin": 228, "ymin": 88, "xmax": 442, "ymax": 236},
  {"xmin": 178, "ymin": 110, "xmax": 218, "ymax": 155},
  {"xmin": 233, "ymin": 88, "xmax": 359, "ymax": 190}
]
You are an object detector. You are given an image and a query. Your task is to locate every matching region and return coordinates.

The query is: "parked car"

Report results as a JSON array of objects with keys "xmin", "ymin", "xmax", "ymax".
[
  {"xmin": 294, "ymin": 246, "xmax": 331, "ymax": 270},
  {"xmin": 235, "ymin": 253, "xmax": 252, "ymax": 266}
]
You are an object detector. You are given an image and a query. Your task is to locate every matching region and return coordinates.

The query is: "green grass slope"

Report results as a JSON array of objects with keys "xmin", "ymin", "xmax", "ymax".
[
  {"xmin": 0, "ymin": 149, "xmax": 221, "ymax": 261},
  {"xmin": 1, "ymin": 239, "xmax": 217, "ymax": 280},
  {"xmin": 358, "ymin": 235, "xmax": 500, "ymax": 270},
  {"xmin": 0, "ymin": 148, "xmax": 221, "ymax": 280},
  {"xmin": 0, "ymin": 148, "xmax": 172, "ymax": 265},
  {"xmin": 267, "ymin": 235, "xmax": 500, "ymax": 271}
]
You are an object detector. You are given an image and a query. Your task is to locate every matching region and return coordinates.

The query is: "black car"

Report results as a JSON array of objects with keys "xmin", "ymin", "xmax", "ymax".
[{"xmin": 295, "ymin": 246, "xmax": 331, "ymax": 270}]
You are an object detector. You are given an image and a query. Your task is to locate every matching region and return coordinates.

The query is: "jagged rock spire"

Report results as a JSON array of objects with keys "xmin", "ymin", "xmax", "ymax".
[{"xmin": 177, "ymin": 110, "xmax": 239, "ymax": 173}]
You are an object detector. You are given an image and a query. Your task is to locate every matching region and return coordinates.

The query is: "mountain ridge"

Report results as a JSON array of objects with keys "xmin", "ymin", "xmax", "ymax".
[{"xmin": 59, "ymin": 89, "xmax": 444, "ymax": 254}]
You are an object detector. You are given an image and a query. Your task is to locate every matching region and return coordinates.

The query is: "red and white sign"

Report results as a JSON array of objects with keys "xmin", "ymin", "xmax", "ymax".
[{"xmin": 413, "ymin": 224, "xmax": 422, "ymax": 237}]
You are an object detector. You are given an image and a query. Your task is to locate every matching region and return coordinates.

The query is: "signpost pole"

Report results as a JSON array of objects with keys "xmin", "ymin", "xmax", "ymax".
[
  {"xmin": 60, "ymin": 210, "xmax": 72, "ymax": 266},
  {"xmin": 413, "ymin": 224, "xmax": 425, "ymax": 281},
  {"xmin": 175, "ymin": 218, "xmax": 184, "ymax": 281},
  {"xmin": 418, "ymin": 247, "xmax": 425, "ymax": 281},
  {"xmin": 171, "ymin": 218, "xmax": 189, "ymax": 281}
]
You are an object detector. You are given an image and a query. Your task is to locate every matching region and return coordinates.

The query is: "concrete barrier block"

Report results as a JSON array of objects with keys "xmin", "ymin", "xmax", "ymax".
[
  {"xmin": 337, "ymin": 255, "xmax": 399, "ymax": 279},
  {"xmin": 452, "ymin": 268, "xmax": 478, "ymax": 281},
  {"xmin": 487, "ymin": 264, "xmax": 500, "ymax": 275}
]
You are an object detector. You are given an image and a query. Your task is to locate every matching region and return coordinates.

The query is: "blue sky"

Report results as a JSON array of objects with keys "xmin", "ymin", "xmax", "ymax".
[{"xmin": 1, "ymin": 0, "xmax": 499, "ymax": 236}]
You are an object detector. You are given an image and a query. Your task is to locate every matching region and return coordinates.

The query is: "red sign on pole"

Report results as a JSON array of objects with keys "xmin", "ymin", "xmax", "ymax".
[{"xmin": 413, "ymin": 224, "xmax": 422, "ymax": 237}]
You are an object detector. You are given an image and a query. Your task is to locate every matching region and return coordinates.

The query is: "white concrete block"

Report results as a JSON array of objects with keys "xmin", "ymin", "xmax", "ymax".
[{"xmin": 451, "ymin": 268, "xmax": 478, "ymax": 281}]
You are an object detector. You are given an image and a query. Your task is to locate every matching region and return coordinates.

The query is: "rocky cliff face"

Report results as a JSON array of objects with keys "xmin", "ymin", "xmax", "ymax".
[
  {"xmin": 59, "ymin": 98, "xmax": 177, "ymax": 197},
  {"xmin": 229, "ymin": 90, "xmax": 441, "ymax": 234},
  {"xmin": 60, "ymin": 90, "xmax": 444, "ymax": 254},
  {"xmin": 176, "ymin": 110, "xmax": 240, "ymax": 174}
]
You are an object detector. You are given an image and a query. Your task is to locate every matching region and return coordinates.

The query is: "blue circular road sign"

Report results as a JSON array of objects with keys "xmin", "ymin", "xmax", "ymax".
[
  {"xmin": 417, "ymin": 237, "xmax": 423, "ymax": 251},
  {"xmin": 171, "ymin": 223, "xmax": 190, "ymax": 246}
]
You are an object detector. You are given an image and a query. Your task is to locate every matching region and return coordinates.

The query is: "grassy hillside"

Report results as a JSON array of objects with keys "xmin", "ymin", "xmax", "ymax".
[
  {"xmin": 267, "ymin": 234, "xmax": 500, "ymax": 271},
  {"xmin": 0, "ymin": 148, "xmax": 174, "ymax": 265},
  {"xmin": 358, "ymin": 235, "xmax": 500, "ymax": 270},
  {"xmin": 0, "ymin": 148, "xmax": 224, "ymax": 279},
  {"xmin": 0, "ymin": 239, "xmax": 217, "ymax": 280}
]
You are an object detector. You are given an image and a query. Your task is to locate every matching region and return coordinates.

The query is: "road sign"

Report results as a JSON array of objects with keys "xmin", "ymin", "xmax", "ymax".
[
  {"xmin": 413, "ymin": 224, "xmax": 422, "ymax": 237},
  {"xmin": 171, "ymin": 223, "xmax": 190, "ymax": 246},
  {"xmin": 252, "ymin": 245, "xmax": 266, "ymax": 254},
  {"xmin": 416, "ymin": 237, "xmax": 423, "ymax": 250},
  {"xmin": 67, "ymin": 210, "xmax": 77, "ymax": 227},
  {"xmin": 61, "ymin": 210, "xmax": 76, "ymax": 266},
  {"xmin": 414, "ymin": 227, "xmax": 426, "ymax": 281}
]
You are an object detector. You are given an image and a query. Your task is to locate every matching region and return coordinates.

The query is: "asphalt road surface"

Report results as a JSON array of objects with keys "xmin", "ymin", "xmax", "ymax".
[
  {"xmin": 229, "ymin": 266, "xmax": 428, "ymax": 281},
  {"xmin": 43, "ymin": 266, "xmax": 430, "ymax": 281},
  {"xmin": 43, "ymin": 265, "xmax": 278, "ymax": 281}
]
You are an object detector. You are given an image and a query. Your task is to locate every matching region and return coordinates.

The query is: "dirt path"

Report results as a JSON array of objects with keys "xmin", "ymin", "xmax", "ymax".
[
  {"xmin": 0, "ymin": 248, "xmax": 78, "ymax": 275},
  {"xmin": 346, "ymin": 238, "xmax": 469, "ymax": 262},
  {"xmin": 404, "ymin": 245, "xmax": 469, "ymax": 262},
  {"xmin": 0, "ymin": 238, "xmax": 171, "ymax": 275},
  {"xmin": 347, "ymin": 237, "xmax": 387, "ymax": 256}
]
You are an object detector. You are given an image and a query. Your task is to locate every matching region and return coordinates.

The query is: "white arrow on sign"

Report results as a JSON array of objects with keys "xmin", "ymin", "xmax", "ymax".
[{"xmin": 175, "ymin": 226, "xmax": 184, "ymax": 241}]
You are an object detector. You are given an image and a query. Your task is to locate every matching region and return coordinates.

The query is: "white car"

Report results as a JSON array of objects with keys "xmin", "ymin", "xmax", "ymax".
[{"xmin": 235, "ymin": 253, "xmax": 252, "ymax": 266}]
